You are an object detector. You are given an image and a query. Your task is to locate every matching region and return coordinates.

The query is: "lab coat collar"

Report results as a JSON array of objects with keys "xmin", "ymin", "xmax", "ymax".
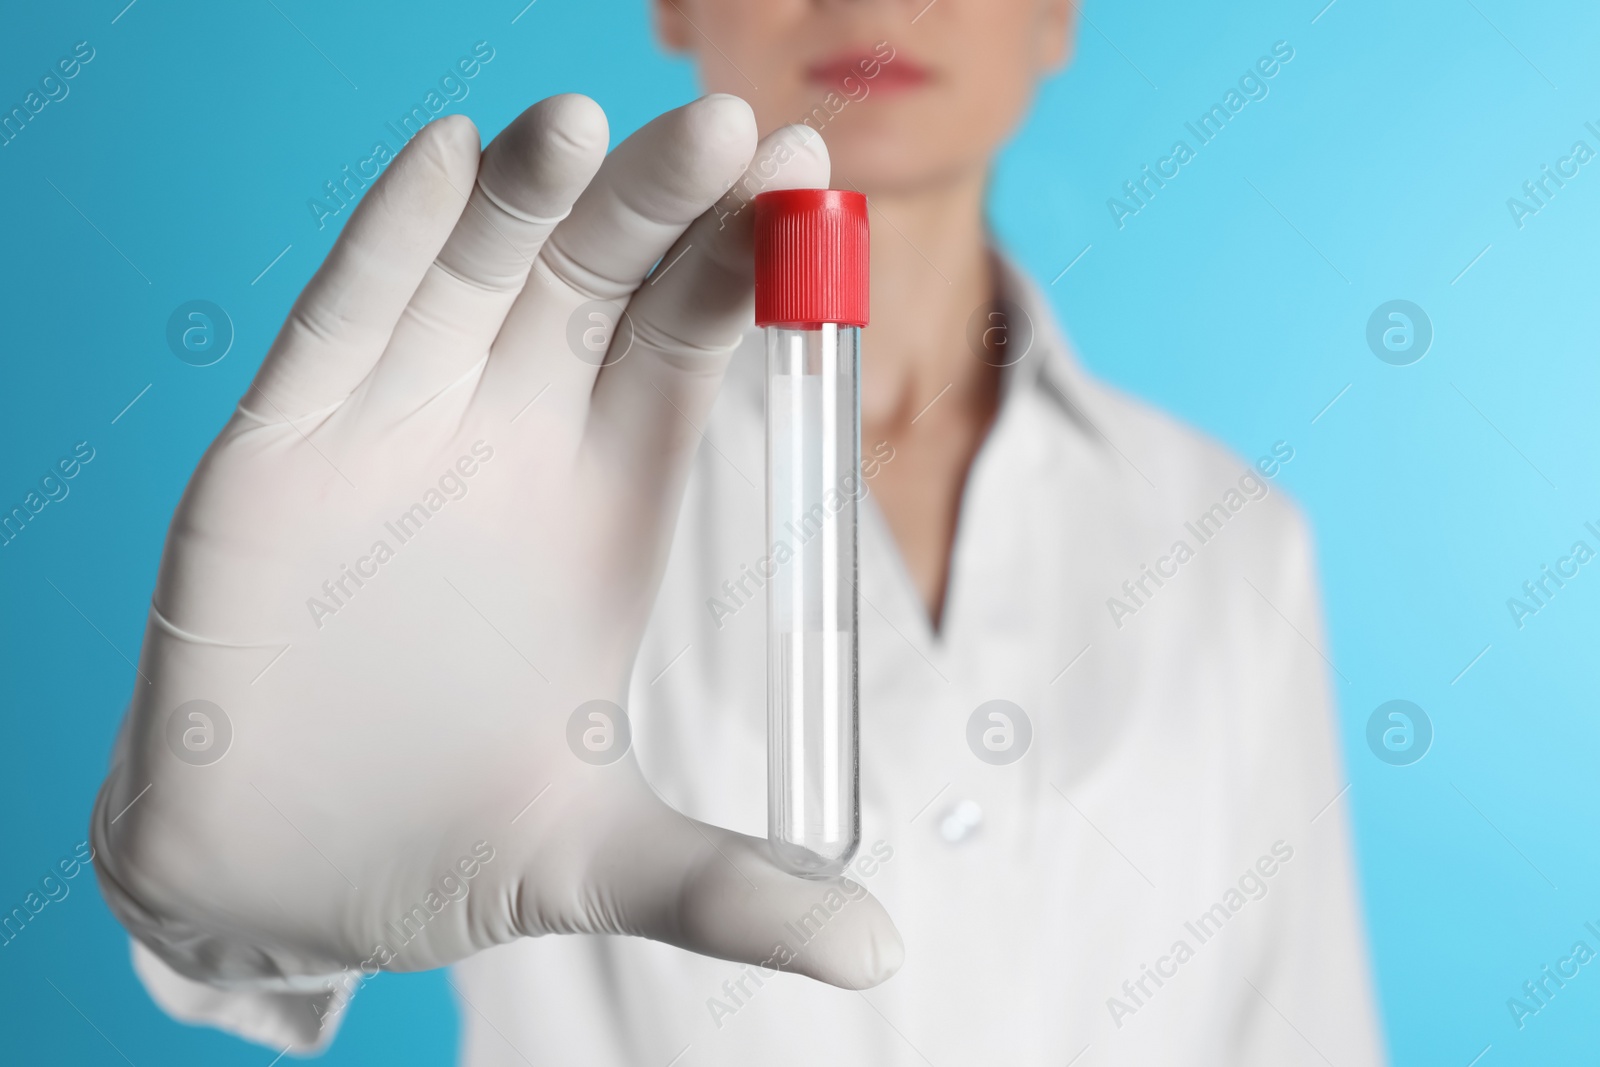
[
  {"xmin": 988, "ymin": 252, "xmax": 1104, "ymax": 444},
  {"xmin": 724, "ymin": 249, "xmax": 1100, "ymax": 438}
]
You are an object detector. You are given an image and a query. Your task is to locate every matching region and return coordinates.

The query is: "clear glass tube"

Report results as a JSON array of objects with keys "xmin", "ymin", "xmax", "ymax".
[{"xmin": 766, "ymin": 323, "xmax": 860, "ymax": 879}]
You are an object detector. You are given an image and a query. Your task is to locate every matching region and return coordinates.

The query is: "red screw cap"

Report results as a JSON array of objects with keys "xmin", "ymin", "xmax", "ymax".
[{"xmin": 753, "ymin": 189, "xmax": 869, "ymax": 328}]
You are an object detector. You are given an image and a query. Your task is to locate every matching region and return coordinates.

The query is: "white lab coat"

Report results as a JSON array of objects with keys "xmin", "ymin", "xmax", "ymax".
[{"xmin": 137, "ymin": 256, "xmax": 1385, "ymax": 1065}]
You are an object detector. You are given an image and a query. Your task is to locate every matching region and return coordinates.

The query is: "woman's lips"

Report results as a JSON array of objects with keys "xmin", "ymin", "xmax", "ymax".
[{"xmin": 804, "ymin": 51, "xmax": 931, "ymax": 96}]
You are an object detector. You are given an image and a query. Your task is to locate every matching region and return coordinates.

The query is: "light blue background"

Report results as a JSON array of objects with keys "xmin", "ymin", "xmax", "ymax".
[{"xmin": 3, "ymin": 1, "xmax": 1596, "ymax": 1063}]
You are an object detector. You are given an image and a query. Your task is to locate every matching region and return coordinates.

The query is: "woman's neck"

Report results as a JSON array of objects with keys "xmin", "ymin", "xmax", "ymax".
[
  {"xmin": 853, "ymin": 164, "xmax": 1003, "ymax": 628},
  {"xmin": 859, "ymin": 167, "xmax": 996, "ymax": 425}
]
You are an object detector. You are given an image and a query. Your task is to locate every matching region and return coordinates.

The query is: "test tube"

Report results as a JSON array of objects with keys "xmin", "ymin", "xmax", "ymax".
[{"xmin": 753, "ymin": 189, "xmax": 869, "ymax": 879}]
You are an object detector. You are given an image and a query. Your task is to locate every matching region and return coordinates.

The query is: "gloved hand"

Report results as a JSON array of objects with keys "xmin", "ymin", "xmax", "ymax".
[{"xmin": 90, "ymin": 93, "xmax": 901, "ymax": 1048}]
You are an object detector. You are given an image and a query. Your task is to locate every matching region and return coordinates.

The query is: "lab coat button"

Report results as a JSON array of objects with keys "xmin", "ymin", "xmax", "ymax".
[{"xmin": 937, "ymin": 799, "xmax": 983, "ymax": 844}]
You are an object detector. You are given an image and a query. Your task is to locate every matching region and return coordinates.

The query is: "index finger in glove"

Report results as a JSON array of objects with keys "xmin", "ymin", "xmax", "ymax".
[
  {"xmin": 476, "ymin": 93, "xmax": 757, "ymax": 429},
  {"xmin": 578, "ymin": 123, "xmax": 829, "ymax": 514}
]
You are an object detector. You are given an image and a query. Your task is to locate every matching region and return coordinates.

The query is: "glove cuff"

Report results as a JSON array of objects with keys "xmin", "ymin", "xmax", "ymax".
[{"xmin": 131, "ymin": 939, "xmax": 353, "ymax": 1053}]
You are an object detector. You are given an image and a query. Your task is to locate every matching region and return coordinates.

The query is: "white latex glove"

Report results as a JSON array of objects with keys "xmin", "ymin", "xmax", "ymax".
[{"xmin": 90, "ymin": 93, "xmax": 901, "ymax": 1049}]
